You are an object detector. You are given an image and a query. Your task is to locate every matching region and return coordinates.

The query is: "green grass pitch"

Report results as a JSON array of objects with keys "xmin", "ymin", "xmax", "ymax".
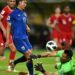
[{"xmin": 0, "ymin": 49, "xmax": 75, "ymax": 75}]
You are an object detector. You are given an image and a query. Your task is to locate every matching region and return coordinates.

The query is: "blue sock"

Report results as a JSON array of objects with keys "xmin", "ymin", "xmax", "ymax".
[{"xmin": 26, "ymin": 60, "xmax": 34, "ymax": 75}]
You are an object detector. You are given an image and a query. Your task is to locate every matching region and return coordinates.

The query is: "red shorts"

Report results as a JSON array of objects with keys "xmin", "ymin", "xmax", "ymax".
[
  {"xmin": 61, "ymin": 31, "xmax": 72, "ymax": 45},
  {"xmin": 0, "ymin": 30, "xmax": 13, "ymax": 47},
  {"xmin": 52, "ymin": 29, "xmax": 62, "ymax": 43},
  {"xmin": 52, "ymin": 29, "xmax": 72, "ymax": 45}
]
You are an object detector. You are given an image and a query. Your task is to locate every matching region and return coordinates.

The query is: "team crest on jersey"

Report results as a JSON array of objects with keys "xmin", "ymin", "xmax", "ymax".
[{"xmin": 68, "ymin": 17, "xmax": 72, "ymax": 22}]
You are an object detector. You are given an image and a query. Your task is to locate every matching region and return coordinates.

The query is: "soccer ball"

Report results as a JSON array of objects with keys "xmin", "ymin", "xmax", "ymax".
[{"xmin": 46, "ymin": 40, "xmax": 57, "ymax": 51}]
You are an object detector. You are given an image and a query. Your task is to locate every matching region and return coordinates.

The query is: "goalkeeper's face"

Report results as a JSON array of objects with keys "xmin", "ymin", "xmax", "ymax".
[{"xmin": 60, "ymin": 53, "xmax": 70, "ymax": 63}]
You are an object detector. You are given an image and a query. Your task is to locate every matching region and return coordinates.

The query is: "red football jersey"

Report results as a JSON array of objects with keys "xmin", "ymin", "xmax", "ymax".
[
  {"xmin": 49, "ymin": 15, "xmax": 59, "ymax": 25},
  {"xmin": 0, "ymin": 5, "xmax": 13, "ymax": 29},
  {"xmin": 58, "ymin": 13, "xmax": 75, "ymax": 32}
]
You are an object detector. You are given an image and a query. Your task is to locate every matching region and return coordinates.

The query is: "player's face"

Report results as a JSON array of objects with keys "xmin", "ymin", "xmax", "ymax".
[
  {"xmin": 60, "ymin": 53, "xmax": 69, "ymax": 63},
  {"xmin": 8, "ymin": 0, "xmax": 16, "ymax": 8},
  {"xmin": 19, "ymin": 0, "xmax": 27, "ymax": 10},
  {"xmin": 64, "ymin": 6, "xmax": 70, "ymax": 14},
  {"xmin": 55, "ymin": 7, "xmax": 61, "ymax": 14}
]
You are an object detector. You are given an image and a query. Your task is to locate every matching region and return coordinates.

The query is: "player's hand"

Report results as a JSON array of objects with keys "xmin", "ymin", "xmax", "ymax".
[
  {"xmin": 26, "ymin": 25, "xmax": 30, "ymax": 32},
  {"xmin": 34, "ymin": 63, "xmax": 45, "ymax": 73},
  {"xmin": 30, "ymin": 54, "xmax": 41, "ymax": 59}
]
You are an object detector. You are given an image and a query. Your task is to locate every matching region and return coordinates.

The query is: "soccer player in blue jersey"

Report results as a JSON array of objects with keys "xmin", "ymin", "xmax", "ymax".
[{"xmin": 6, "ymin": 0, "xmax": 34, "ymax": 75}]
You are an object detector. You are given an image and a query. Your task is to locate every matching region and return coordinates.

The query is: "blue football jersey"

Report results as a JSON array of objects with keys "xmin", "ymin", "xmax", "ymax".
[{"xmin": 7, "ymin": 8, "xmax": 28, "ymax": 39}]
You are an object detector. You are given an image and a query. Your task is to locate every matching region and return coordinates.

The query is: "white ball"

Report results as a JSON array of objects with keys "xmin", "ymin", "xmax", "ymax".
[{"xmin": 46, "ymin": 40, "xmax": 57, "ymax": 51}]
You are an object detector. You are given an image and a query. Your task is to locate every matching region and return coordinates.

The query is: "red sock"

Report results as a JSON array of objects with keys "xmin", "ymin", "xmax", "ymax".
[
  {"xmin": 9, "ymin": 51, "xmax": 16, "ymax": 61},
  {"xmin": 8, "ymin": 43, "xmax": 16, "ymax": 63}
]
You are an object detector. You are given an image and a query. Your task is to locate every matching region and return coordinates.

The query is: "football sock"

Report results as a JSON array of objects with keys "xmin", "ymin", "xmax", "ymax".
[
  {"xmin": 26, "ymin": 59, "xmax": 34, "ymax": 75},
  {"xmin": 9, "ymin": 43, "xmax": 16, "ymax": 65},
  {"xmin": 9, "ymin": 51, "xmax": 16, "ymax": 62},
  {"xmin": 14, "ymin": 56, "xmax": 27, "ymax": 65}
]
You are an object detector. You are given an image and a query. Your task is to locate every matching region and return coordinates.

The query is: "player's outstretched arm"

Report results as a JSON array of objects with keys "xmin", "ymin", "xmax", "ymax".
[
  {"xmin": 30, "ymin": 51, "xmax": 57, "ymax": 59},
  {"xmin": 38, "ymin": 51, "xmax": 57, "ymax": 58}
]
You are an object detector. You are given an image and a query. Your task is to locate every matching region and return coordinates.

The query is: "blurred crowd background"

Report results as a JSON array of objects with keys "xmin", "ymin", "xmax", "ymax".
[{"xmin": 0, "ymin": 0, "xmax": 75, "ymax": 49}]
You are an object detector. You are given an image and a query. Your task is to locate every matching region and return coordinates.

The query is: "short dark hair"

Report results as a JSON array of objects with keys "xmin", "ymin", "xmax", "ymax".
[
  {"xmin": 64, "ymin": 50, "xmax": 73, "ymax": 59},
  {"xmin": 64, "ymin": 5, "xmax": 70, "ymax": 8},
  {"xmin": 16, "ymin": 0, "xmax": 27, "ymax": 5}
]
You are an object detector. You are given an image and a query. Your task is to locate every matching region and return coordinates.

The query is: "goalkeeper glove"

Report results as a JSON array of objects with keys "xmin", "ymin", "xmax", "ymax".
[
  {"xmin": 30, "ymin": 54, "xmax": 41, "ymax": 59},
  {"xmin": 34, "ymin": 63, "xmax": 45, "ymax": 73}
]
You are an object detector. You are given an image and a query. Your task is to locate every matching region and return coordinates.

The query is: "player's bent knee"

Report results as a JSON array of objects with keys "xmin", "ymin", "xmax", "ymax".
[
  {"xmin": 28, "ymin": 50, "xmax": 32, "ymax": 55},
  {"xmin": 24, "ymin": 51, "xmax": 31, "ymax": 60}
]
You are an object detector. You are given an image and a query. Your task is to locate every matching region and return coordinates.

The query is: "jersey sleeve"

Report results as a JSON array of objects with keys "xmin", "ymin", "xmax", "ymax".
[
  {"xmin": 26, "ymin": 16, "xmax": 28, "ymax": 24},
  {"xmin": 0, "ymin": 7, "xmax": 7, "ymax": 18},
  {"xmin": 25, "ymin": 12, "xmax": 28, "ymax": 24},
  {"xmin": 55, "ymin": 50, "xmax": 64, "ymax": 57}
]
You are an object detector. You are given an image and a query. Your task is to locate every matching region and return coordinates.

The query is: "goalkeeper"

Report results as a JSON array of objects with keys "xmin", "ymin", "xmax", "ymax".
[{"xmin": 33, "ymin": 49, "xmax": 75, "ymax": 75}]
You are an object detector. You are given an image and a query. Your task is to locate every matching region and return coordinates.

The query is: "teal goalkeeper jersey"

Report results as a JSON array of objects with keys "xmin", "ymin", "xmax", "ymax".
[{"xmin": 55, "ymin": 50, "xmax": 75, "ymax": 75}]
